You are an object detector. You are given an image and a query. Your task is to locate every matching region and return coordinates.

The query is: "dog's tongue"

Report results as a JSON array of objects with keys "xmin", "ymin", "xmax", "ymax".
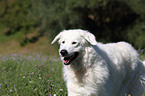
[
  {"xmin": 63, "ymin": 56, "xmax": 71, "ymax": 65},
  {"xmin": 63, "ymin": 59, "xmax": 69, "ymax": 64}
]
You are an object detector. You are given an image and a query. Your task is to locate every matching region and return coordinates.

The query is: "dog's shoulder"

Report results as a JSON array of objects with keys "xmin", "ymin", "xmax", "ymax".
[
  {"xmin": 102, "ymin": 41, "xmax": 136, "ymax": 52},
  {"xmin": 99, "ymin": 41, "xmax": 138, "ymax": 63}
]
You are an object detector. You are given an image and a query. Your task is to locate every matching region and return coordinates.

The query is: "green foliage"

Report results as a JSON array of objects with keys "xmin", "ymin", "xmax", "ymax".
[
  {"xmin": 0, "ymin": 0, "xmax": 145, "ymax": 48},
  {"xmin": 0, "ymin": 54, "xmax": 67, "ymax": 95},
  {"xmin": 32, "ymin": 0, "xmax": 145, "ymax": 48},
  {"xmin": 0, "ymin": 0, "xmax": 39, "ymax": 45},
  {"xmin": 127, "ymin": 21, "xmax": 145, "ymax": 48},
  {"xmin": 124, "ymin": 0, "xmax": 145, "ymax": 16},
  {"xmin": 0, "ymin": 0, "xmax": 34, "ymax": 33},
  {"xmin": 31, "ymin": 0, "xmax": 111, "ymax": 37}
]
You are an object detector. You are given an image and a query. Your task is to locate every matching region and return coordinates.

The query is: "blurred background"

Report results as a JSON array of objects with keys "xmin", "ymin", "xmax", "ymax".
[{"xmin": 0, "ymin": 0, "xmax": 145, "ymax": 56}]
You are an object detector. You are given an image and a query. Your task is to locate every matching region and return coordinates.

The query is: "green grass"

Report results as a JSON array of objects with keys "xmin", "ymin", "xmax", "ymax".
[
  {"xmin": 0, "ymin": 54, "xmax": 67, "ymax": 96},
  {"xmin": 0, "ymin": 53, "xmax": 144, "ymax": 96}
]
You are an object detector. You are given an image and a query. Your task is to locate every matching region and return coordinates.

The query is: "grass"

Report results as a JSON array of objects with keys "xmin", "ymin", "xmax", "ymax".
[
  {"xmin": 0, "ymin": 54, "xmax": 67, "ymax": 96},
  {"xmin": 0, "ymin": 53, "xmax": 144, "ymax": 96},
  {"xmin": 0, "ymin": 27, "xmax": 64, "ymax": 95},
  {"xmin": 0, "ymin": 25, "xmax": 58, "ymax": 56},
  {"xmin": 0, "ymin": 36, "xmax": 58, "ymax": 56},
  {"xmin": 0, "ymin": 54, "xmax": 144, "ymax": 96}
]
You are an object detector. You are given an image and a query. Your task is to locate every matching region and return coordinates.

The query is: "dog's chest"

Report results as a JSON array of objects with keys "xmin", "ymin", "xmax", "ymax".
[{"xmin": 65, "ymin": 67, "xmax": 98, "ymax": 95}]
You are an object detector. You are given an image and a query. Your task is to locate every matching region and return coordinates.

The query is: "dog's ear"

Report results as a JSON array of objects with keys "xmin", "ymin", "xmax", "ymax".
[
  {"xmin": 81, "ymin": 32, "xmax": 97, "ymax": 45},
  {"xmin": 51, "ymin": 32, "xmax": 62, "ymax": 44}
]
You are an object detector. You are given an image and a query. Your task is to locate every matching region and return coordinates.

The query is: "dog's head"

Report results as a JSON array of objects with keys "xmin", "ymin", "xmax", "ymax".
[{"xmin": 51, "ymin": 29, "xmax": 97, "ymax": 65}]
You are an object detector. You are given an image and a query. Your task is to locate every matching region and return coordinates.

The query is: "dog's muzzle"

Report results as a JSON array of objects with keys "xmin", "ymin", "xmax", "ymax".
[{"xmin": 60, "ymin": 50, "xmax": 79, "ymax": 65}]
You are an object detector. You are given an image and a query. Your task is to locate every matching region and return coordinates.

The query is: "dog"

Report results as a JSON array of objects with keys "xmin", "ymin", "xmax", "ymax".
[{"xmin": 51, "ymin": 29, "xmax": 145, "ymax": 96}]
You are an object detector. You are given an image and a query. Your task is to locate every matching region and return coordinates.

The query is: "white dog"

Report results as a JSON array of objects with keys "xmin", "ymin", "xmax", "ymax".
[{"xmin": 51, "ymin": 29, "xmax": 145, "ymax": 96}]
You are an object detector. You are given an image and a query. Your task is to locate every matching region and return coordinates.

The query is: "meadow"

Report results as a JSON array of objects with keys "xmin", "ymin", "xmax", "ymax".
[
  {"xmin": 0, "ymin": 0, "xmax": 145, "ymax": 95},
  {"xmin": 0, "ymin": 50, "xmax": 144, "ymax": 96},
  {"xmin": 0, "ymin": 54, "xmax": 67, "ymax": 96}
]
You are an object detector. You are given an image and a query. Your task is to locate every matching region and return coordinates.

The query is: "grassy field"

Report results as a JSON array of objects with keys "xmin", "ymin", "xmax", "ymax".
[
  {"xmin": 0, "ymin": 54, "xmax": 67, "ymax": 96},
  {"xmin": 0, "ymin": 32, "xmax": 144, "ymax": 95},
  {"xmin": 0, "ymin": 53, "xmax": 145, "ymax": 96},
  {"xmin": 0, "ymin": 29, "xmax": 68, "ymax": 95}
]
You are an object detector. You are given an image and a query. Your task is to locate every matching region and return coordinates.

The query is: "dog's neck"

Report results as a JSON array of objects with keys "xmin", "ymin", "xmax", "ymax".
[
  {"xmin": 63, "ymin": 46, "xmax": 101, "ymax": 83},
  {"xmin": 73, "ymin": 67, "xmax": 87, "ymax": 83}
]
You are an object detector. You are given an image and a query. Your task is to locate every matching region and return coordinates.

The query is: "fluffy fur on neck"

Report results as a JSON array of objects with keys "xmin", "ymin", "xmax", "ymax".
[{"xmin": 63, "ymin": 45, "xmax": 110, "ymax": 96}]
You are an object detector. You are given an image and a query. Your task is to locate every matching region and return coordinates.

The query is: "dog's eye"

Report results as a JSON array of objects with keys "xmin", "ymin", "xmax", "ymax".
[
  {"xmin": 62, "ymin": 41, "xmax": 65, "ymax": 44},
  {"xmin": 72, "ymin": 42, "xmax": 77, "ymax": 44}
]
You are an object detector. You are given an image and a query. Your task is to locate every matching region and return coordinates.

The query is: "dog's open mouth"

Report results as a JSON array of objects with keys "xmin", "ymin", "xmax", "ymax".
[{"xmin": 63, "ymin": 52, "xmax": 79, "ymax": 65}]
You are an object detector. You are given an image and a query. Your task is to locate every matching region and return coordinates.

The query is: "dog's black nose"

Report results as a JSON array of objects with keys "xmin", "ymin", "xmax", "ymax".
[{"xmin": 60, "ymin": 50, "xmax": 68, "ymax": 56}]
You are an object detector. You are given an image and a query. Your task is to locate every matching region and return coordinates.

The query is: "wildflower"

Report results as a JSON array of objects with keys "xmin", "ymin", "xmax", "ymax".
[
  {"xmin": 39, "ymin": 63, "xmax": 44, "ymax": 67},
  {"xmin": 14, "ymin": 85, "xmax": 16, "ymax": 87},
  {"xmin": 10, "ymin": 89, "xmax": 13, "ymax": 92},
  {"xmin": 50, "ymin": 84, "xmax": 54, "ymax": 87},
  {"xmin": 29, "ymin": 81, "xmax": 33, "ymax": 83},
  {"xmin": 60, "ymin": 89, "xmax": 63, "ymax": 91},
  {"xmin": 53, "ymin": 59, "xmax": 58, "ymax": 62},
  {"xmin": 39, "ymin": 77, "xmax": 42, "ymax": 79},
  {"xmin": 34, "ymin": 88, "xmax": 37, "ymax": 92},
  {"xmin": 53, "ymin": 94, "xmax": 56, "ymax": 96},
  {"xmin": 125, "ymin": 94, "xmax": 131, "ymax": 96},
  {"xmin": 22, "ymin": 60, "xmax": 26, "ymax": 64},
  {"xmin": 28, "ymin": 73, "xmax": 31, "ymax": 75},
  {"xmin": 23, "ymin": 76, "xmax": 25, "ymax": 78},
  {"xmin": 0, "ymin": 84, "xmax": 1, "ymax": 87}
]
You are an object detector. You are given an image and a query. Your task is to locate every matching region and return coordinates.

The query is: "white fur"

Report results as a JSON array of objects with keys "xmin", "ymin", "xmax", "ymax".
[
  {"xmin": 51, "ymin": 29, "xmax": 145, "ymax": 96},
  {"xmin": 143, "ymin": 61, "xmax": 145, "ymax": 66}
]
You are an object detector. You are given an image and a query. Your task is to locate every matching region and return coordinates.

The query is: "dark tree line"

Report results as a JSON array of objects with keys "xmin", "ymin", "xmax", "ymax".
[{"xmin": 0, "ymin": 0, "xmax": 145, "ymax": 48}]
